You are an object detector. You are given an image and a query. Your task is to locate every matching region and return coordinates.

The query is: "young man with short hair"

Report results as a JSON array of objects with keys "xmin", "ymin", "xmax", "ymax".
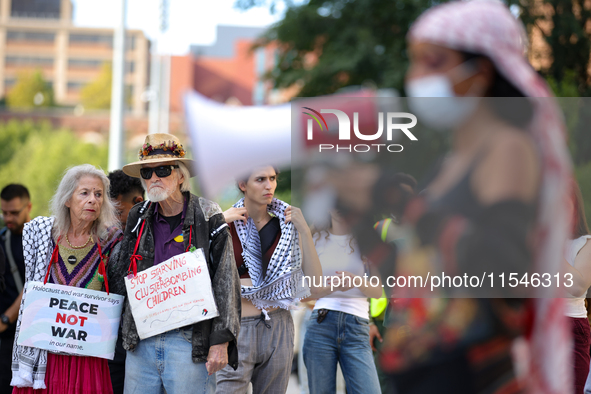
[{"xmin": 0, "ymin": 184, "xmax": 32, "ymax": 392}]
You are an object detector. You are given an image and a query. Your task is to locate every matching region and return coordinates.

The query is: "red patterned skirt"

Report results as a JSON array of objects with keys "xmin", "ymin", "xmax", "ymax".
[{"xmin": 12, "ymin": 353, "xmax": 112, "ymax": 394}]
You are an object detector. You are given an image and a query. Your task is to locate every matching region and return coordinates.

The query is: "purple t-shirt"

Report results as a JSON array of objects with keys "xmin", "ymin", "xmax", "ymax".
[{"xmin": 152, "ymin": 199, "xmax": 188, "ymax": 265}]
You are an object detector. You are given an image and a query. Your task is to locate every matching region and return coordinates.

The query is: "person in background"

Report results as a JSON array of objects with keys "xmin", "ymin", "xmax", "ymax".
[
  {"xmin": 106, "ymin": 171, "xmax": 145, "ymax": 394},
  {"xmin": 108, "ymin": 170, "xmax": 144, "ymax": 231},
  {"xmin": 368, "ymin": 173, "xmax": 417, "ymax": 394},
  {"xmin": 303, "ymin": 209, "xmax": 382, "ymax": 394},
  {"xmin": 11, "ymin": 165, "xmax": 123, "ymax": 392},
  {"xmin": 562, "ymin": 180, "xmax": 591, "ymax": 394},
  {"xmin": 0, "ymin": 184, "xmax": 32, "ymax": 393},
  {"xmin": 219, "ymin": 166, "xmax": 322, "ymax": 394}
]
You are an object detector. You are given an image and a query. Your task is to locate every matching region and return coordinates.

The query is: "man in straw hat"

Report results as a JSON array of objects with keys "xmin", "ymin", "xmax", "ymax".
[{"xmin": 108, "ymin": 133, "xmax": 241, "ymax": 394}]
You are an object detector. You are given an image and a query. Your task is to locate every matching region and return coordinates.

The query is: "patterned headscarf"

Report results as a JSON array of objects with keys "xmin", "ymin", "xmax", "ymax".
[{"xmin": 408, "ymin": 1, "xmax": 572, "ymax": 393}]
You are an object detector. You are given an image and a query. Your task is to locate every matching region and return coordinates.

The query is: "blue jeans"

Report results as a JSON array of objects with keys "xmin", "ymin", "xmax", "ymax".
[
  {"xmin": 303, "ymin": 310, "xmax": 381, "ymax": 394},
  {"xmin": 124, "ymin": 327, "xmax": 216, "ymax": 394}
]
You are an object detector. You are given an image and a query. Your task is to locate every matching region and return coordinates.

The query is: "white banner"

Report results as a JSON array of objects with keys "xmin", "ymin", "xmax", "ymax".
[
  {"xmin": 17, "ymin": 282, "xmax": 124, "ymax": 359},
  {"xmin": 125, "ymin": 249, "xmax": 219, "ymax": 339}
]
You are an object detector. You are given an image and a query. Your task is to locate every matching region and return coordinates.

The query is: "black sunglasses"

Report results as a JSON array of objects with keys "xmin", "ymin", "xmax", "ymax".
[{"xmin": 140, "ymin": 165, "xmax": 179, "ymax": 180}]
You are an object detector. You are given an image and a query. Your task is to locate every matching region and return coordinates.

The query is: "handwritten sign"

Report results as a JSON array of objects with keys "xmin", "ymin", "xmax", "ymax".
[
  {"xmin": 124, "ymin": 249, "xmax": 219, "ymax": 340},
  {"xmin": 17, "ymin": 282, "xmax": 124, "ymax": 359}
]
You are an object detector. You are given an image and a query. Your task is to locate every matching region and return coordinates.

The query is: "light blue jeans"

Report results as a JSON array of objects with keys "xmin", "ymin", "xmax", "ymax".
[
  {"xmin": 124, "ymin": 327, "xmax": 216, "ymax": 394},
  {"xmin": 303, "ymin": 309, "xmax": 381, "ymax": 394}
]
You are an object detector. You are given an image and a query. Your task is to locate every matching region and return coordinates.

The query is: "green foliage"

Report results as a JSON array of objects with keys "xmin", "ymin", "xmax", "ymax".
[
  {"xmin": 80, "ymin": 62, "xmax": 112, "ymax": 110},
  {"xmin": 519, "ymin": 0, "xmax": 591, "ymax": 96},
  {"xmin": 554, "ymin": 97, "xmax": 591, "ymax": 167},
  {"xmin": 546, "ymin": 70, "xmax": 580, "ymax": 98},
  {"xmin": 0, "ymin": 120, "xmax": 36, "ymax": 166},
  {"xmin": 252, "ymin": 0, "xmax": 439, "ymax": 97},
  {"xmin": 0, "ymin": 121, "xmax": 108, "ymax": 218},
  {"xmin": 6, "ymin": 70, "xmax": 54, "ymax": 109}
]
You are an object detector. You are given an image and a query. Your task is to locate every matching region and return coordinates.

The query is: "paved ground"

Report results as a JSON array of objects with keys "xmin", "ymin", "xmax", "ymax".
[{"xmin": 286, "ymin": 373, "xmax": 301, "ymax": 394}]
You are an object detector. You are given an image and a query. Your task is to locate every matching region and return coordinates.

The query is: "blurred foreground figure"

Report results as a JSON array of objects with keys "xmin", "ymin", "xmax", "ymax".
[{"xmin": 333, "ymin": 1, "xmax": 572, "ymax": 393}]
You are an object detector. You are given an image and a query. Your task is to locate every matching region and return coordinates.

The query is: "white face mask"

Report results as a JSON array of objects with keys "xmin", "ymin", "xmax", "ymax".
[{"xmin": 405, "ymin": 62, "xmax": 481, "ymax": 130}]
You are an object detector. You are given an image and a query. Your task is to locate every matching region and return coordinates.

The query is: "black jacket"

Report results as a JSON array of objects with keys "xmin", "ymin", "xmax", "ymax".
[{"xmin": 108, "ymin": 192, "xmax": 241, "ymax": 369}]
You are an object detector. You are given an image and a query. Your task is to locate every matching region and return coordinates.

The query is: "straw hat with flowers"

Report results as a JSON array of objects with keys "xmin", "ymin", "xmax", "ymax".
[{"xmin": 122, "ymin": 133, "xmax": 196, "ymax": 178}]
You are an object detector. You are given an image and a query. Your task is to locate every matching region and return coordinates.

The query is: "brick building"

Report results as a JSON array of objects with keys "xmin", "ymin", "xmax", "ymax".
[
  {"xmin": 0, "ymin": 0, "xmax": 150, "ymax": 115},
  {"xmin": 169, "ymin": 25, "xmax": 287, "ymax": 113}
]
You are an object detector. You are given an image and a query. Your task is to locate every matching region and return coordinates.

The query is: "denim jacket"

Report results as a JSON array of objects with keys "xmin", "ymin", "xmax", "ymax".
[{"xmin": 108, "ymin": 192, "xmax": 241, "ymax": 369}]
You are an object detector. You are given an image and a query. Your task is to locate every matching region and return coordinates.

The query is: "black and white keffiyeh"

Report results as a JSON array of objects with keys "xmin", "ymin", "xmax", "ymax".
[
  {"xmin": 233, "ymin": 198, "xmax": 310, "ymax": 316},
  {"xmin": 11, "ymin": 216, "xmax": 54, "ymax": 389}
]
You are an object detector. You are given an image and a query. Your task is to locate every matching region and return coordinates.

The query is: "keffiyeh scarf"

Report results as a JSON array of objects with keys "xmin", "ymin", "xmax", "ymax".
[
  {"xmin": 409, "ymin": 1, "xmax": 572, "ymax": 393},
  {"xmin": 233, "ymin": 198, "xmax": 309, "ymax": 315}
]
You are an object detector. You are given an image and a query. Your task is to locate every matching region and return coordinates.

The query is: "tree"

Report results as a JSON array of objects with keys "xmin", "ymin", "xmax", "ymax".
[
  {"xmin": 240, "ymin": 0, "xmax": 591, "ymax": 97},
  {"xmin": 0, "ymin": 121, "xmax": 108, "ymax": 218},
  {"xmin": 6, "ymin": 70, "xmax": 54, "ymax": 109},
  {"xmin": 250, "ymin": 0, "xmax": 439, "ymax": 97},
  {"xmin": 80, "ymin": 62, "xmax": 112, "ymax": 110},
  {"xmin": 519, "ymin": 0, "xmax": 591, "ymax": 96}
]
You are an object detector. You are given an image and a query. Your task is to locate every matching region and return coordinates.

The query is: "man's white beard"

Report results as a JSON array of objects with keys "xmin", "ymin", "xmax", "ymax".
[{"xmin": 146, "ymin": 185, "xmax": 172, "ymax": 202}]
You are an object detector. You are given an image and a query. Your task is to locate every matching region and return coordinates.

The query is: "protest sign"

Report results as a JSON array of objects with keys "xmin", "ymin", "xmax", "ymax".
[
  {"xmin": 17, "ymin": 282, "xmax": 124, "ymax": 360},
  {"xmin": 125, "ymin": 249, "xmax": 219, "ymax": 339}
]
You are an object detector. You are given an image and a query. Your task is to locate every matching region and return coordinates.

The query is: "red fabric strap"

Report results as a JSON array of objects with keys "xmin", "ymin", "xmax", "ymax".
[
  {"xmin": 97, "ymin": 241, "xmax": 109, "ymax": 294},
  {"xmin": 185, "ymin": 226, "xmax": 192, "ymax": 252},
  {"xmin": 44, "ymin": 237, "xmax": 61, "ymax": 285},
  {"xmin": 128, "ymin": 220, "xmax": 146, "ymax": 277}
]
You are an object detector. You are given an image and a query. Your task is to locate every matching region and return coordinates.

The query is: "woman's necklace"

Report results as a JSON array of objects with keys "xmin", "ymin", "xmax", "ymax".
[
  {"xmin": 63, "ymin": 234, "xmax": 93, "ymax": 265},
  {"xmin": 65, "ymin": 233, "xmax": 92, "ymax": 249}
]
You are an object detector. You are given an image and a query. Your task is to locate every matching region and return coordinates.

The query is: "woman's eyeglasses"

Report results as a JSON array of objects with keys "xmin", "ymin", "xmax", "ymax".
[{"xmin": 140, "ymin": 165, "xmax": 179, "ymax": 180}]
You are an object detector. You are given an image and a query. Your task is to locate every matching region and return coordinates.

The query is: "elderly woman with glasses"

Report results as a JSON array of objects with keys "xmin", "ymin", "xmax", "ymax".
[
  {"xmin": 11, "ymin": 164, "xmax": 123, "ymax": 393},
  {"xmin": 108, "ymin": 133, "xmax": 241, "ymax": 394}
]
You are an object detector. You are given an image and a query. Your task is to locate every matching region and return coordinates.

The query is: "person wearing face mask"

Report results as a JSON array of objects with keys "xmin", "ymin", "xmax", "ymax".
[{"xmin": 331, "ymin": 1, "xmax": 572, "ymax": 393}]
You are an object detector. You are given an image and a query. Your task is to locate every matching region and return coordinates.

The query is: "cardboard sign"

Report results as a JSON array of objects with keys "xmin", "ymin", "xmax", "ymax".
[
  {"xmin": 124, "ymin": 249, "xmax": 219, "ymax": 340},
  {"xmin": 17, "ymin": 282, "xmax": 124, "ymax": 360}
]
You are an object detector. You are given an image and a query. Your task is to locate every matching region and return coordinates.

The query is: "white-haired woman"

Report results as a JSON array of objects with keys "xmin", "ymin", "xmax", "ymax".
[{"xmin": 11, "ymin": 164, "xmax": 123, "ymax": 394}]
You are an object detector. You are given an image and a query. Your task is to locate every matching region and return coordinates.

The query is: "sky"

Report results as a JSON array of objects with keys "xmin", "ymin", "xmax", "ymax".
[{"xmin": 71, "ymin": 0, "xmax": 284, "ymax": 55}]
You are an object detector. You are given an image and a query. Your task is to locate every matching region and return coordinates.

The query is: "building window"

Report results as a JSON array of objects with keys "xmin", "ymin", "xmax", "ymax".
[
  {"xmin": 126, "ymin": 61, "xmax": 135, "ymax": 74},
  {"xmin": 5, "ymin": 56, "xmax": 54, "ymax": 67},
  {"xmin": 127, "ymin": 34, "xmax": 136, "ymax": 50},
  {"xmin": 69, "ymin": 34, "xmax": 113, "ymax": 48},
  {"xmin": 4, "ymin": 79, "xmax": 16, "ymax": 89},
  {"xmin": 11, "ymin": 0, "xmax": 61, "ymax": 19},
  {"xmin": 6, "ymin": 30, "xmax": 56, "ymax": 43},
  {"xmin": 67, "ymin": 81, "xmax": 87, "ymax": 92},
  {"xmin": 68, "ymin": 59, "xmax": 105, "ymax": 69},
  {"xmin": 125, "ymin": 85, "xmax": 134, "ymax": 110},
  {"xmin": 4, "ymin": 79, "xmax": 53, "ymax": 89}
]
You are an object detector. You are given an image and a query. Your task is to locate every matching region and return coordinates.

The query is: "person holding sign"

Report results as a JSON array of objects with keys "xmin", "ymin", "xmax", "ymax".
[
  {"xmin": 217, "ymin": 166, "xmax": 322, "ymax": 394},
  {"xmin": 108, "ymin": 133, "xmax": 241, "ymax": 394},
  {"xmin": 11, "ymin": 164, "xmax": 123, "ymax": 393}
]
